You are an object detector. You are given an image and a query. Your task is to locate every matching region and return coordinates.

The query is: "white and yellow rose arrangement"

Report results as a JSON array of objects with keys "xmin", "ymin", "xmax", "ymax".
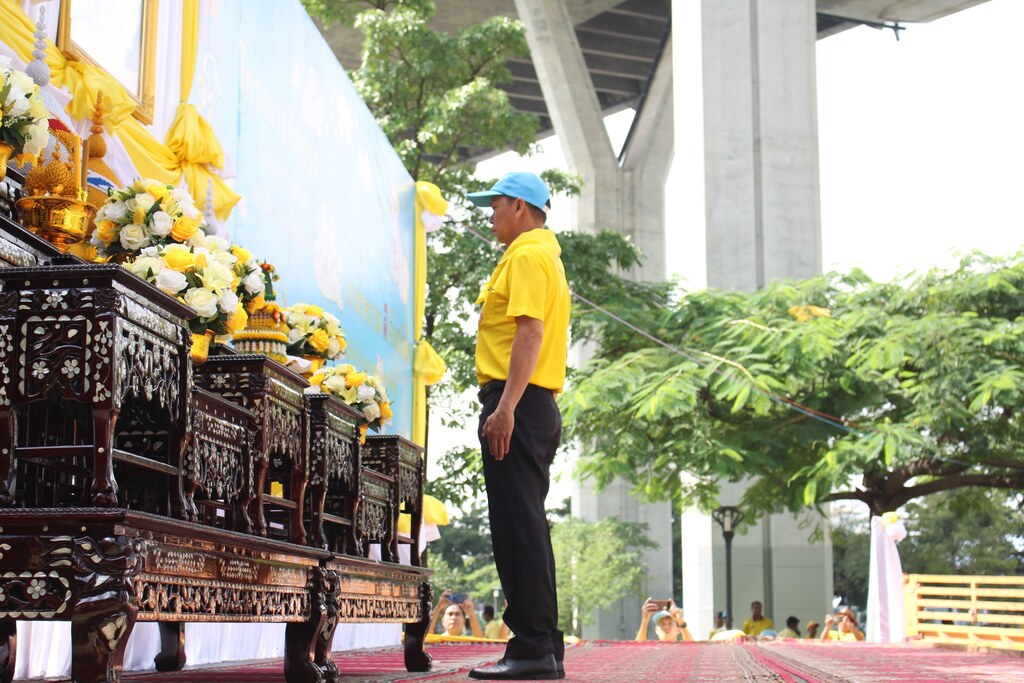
[
  {"xmin": 90, "ymin": 179, "xmax": 206, "ymax": 260},
  {"xmin": 309, "ymin": 364, "xmax": 393, "ymax": 441},
  {"xmin": 125, "ymin": 234, "xmax": 265, "ymax": 336},
  {"xmin": 0, "ymin": 56, "xmax": 50, "ymax": 162},
  {"xmin": 282, "ymin": 303, "xmax": 347, "ymax": 360}
]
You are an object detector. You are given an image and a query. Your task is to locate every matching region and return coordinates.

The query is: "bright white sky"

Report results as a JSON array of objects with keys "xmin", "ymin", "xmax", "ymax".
[
  {"xmin": 478, "ymin": 0, "xmax": 1024, "ymax": 286},
  {"xmin": 438, "ymin": 0, "xmax": 1024, "ymax": 493}
]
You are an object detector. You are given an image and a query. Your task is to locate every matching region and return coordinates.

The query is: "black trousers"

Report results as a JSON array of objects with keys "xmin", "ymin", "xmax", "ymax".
[{"xmin": 479, "ymin": 381, "xmax": 563, "ymax": 660}]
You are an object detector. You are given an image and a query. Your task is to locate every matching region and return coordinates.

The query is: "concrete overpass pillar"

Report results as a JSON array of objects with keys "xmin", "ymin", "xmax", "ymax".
[
  {"xmin": 514, "ymin": 0, "xmax": 676, "ymax": 640},
  {"xmin": 677, "ymin": 0, "xmax": 822, "ymax": 291},
  {"xmin": 672, "ymin": 0, "xmax": 832, "ymax": 641}
]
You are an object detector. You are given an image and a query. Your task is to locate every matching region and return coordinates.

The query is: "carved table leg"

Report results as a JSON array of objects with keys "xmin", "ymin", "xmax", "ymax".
[
  {"xmin": 71, "ymin": 594, "xmax": 137, "ymax": 683},
  {"xmin": 291, "ymin": 457, "xmax": 308, "ymax": 546},
  {"xmin": 386, "ymin": 502, "xmax": 400, "ymax": 563},
  {"xmin": 0, "ymin": 619, "xmax": 15, "ymax": 683},
  {"xmin": 0, "ymin": 408, "xmax": 15, "ymax": 507},
  {"xmin": 153, "ymin": 622, "xmax": 186, "ymax": 671},
  {"xmin": 251, "ymin": 454, "xmax": 269, "ymax": 536},
  {"xmin": 168, "ymin": 431, "xmax": 190, "ymax": 521},
  {"xmin": 404, "ymin": 581, "xmax": 433, "ymax": 673},
  {"xmin": 314, "ymin": 571, "xmax": 341, "ymax": 683},
  {"xmin": 89, "ymin": 408, "xmax": 119, "ymax": 507},
  {"xmin": 284, "ymin": 568, "xmax": 327, "ymax": 683}
]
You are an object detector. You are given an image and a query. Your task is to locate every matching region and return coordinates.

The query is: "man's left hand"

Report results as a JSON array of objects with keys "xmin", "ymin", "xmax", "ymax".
[{"xmin": 482, "ymin": 407, "xmax": 514, "ymax": 461}]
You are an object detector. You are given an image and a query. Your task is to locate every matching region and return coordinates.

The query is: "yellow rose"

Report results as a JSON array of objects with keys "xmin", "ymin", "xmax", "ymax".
[
  {"xmin": 146, "ymin": 184, "xmax": 170, "ymax": 200},
  {"xmin": 345, "ymin": 371, "xmax": 367, "ymax": 388},
  {"xmin": 380, "ymin": 401, "xmax": 393, "ymax": 420},
  {"xmin": 231, "ymin": 245, "xmax": 252, "ymax": 263},
  {"xmin": 304, "ymin": 304, "xmax": 324, "ymax": 317},
  {"xmin": 162, "ymin": 247, "xmax": 195, "ymax": 272},
  {"xmin": 310, "ymin": 371, "xmax": 325, "ymax": 387},
  {"xmin": 95, "ymin": 220, "xmax": 117, "ymax": 245},
  {"xmin": 308, "ymin": 328, "xmax": 330, "ymax": 352},
  {"xmin": 170, "ymin": 216, "xmax": 199, "ymax": 242},
  {"xmin": 226, "ymin": 303, "xmax": 248, "ymax": 333}
]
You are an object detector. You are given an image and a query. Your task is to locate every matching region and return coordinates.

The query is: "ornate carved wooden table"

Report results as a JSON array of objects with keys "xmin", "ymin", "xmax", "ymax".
[
  {"xmin": 0, "ymin": 264, "xmax": 193, "ymax": 512},
  {"xmin": 183, "ymin": 388, "xmax": 257, "ymax": 533},
  {"xmin": 0, "ymin": 508, "xmax": 331, "ymax": 683},
  {"xmin": 304, "ymin": 392, "xmax": 360, "ymax": 553},
  {"xmin": 193, "ymin": 354, "xmax": 308, "ymax": 543},
  {"xmin": 363, "ymin": 435, "xmax": 426, "ymax": 566}
]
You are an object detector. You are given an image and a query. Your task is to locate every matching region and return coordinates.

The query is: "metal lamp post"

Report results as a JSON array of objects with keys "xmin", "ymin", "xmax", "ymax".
[{"xmin": 712, "ymin": 506, "xmax": 745, "ymax": 630}]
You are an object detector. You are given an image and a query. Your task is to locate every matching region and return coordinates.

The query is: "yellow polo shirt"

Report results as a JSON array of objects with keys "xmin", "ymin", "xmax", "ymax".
[{"xmin": 475, "ymin": 229, "xmax": 570, "ymax": 391}]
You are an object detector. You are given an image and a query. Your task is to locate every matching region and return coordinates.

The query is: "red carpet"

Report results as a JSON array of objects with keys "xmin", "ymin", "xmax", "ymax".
[{"xmin": 26, "ymin": 640, "xmax": 1024, "ymax": 682}]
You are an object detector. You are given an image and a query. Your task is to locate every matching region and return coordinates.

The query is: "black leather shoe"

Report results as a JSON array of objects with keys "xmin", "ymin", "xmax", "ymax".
[{"xmin": 468, "ymin": 654, "xmax": 560, "ymax": 680}]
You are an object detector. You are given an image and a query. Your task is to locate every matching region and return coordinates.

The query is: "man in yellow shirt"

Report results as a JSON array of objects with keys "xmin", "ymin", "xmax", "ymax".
[
  {"xmin": 742, "ymin": 600, "xmax": 775, "ymax": 636},
  {"xmin": 465, "ymin": 173, "xmax": 570, "ymax": 682}
]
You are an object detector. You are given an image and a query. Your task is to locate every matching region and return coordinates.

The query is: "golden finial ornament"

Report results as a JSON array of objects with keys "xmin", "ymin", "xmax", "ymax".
[{"xmin": 16, "ymin": 121, "xmax": 97, "ymax": 252}]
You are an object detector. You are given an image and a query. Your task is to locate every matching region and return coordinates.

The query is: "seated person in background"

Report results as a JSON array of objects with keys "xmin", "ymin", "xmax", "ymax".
[
  {"xmin": 805, "ymin": 620, "xmax": 820, "ymax": 639},
  {"xmin": 482, "ymin": 604, "xmax": 510, "ymax": 640},
  {"xmin": 820, "ymin": 606, "xmax": 865, "ymax": 642},
  {"xmin": 635, "ymin": 597, "xmax": 694, "ymax": 642},
  {"xmin": 427, "ymin": 590, "xmax": 485, "ymax": 638},
  {"xmin": 708, "ymin": 611, "xmax": 728, "ymax": 640},
  {"xmin": 742, "ymin": 600, "xmax": 774, "ymax": 636},
  {"xmin": 777, "ymin": 616, "xmax": 801, "ymax": 638}
]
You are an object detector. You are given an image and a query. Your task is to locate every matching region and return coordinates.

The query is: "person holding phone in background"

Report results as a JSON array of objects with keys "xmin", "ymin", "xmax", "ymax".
[
  {"xmin": 428, "ymin": 589, "xmax": 485, "ymax": 638},
  {"xmin": 635, "ymin": 597, "xmax": 694, "ymax": 642}
]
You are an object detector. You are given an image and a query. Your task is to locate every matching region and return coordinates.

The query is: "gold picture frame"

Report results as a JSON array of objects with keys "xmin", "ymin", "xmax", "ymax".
[{"xmin": 56, "ymin": 0, "xmax": 159, "ymax": 124}]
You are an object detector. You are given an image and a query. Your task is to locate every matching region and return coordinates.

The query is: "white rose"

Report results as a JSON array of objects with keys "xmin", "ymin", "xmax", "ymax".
[
  {"xmin": 27, "ymin": 93, "xmax": 48, "ymax": 120},
  {"xmin": 139, "ymin": 245, "xmax": 160, "ymax": 258},
  {"xmin": 205, "ymin": 235, "xmax": 230, "ymax": 252},
  {"xmin": 155, "ymin": 268, "xmax": 187, "ymax": 294},
  {"xmin": 182, "ymin": 204, "xmax": 202, "ymax": 220},
  {"xmin": 105, "ymin": 201, "xmax": 128, "ymax": 221},
  {"xmin": 184, "ymin": 287, "xmax": 219, "ymax": 318},
  {"xmin": 130, "ymin": 256, "xmax": 164, "ymax": 277},
  {"xmin": 324, "ymin": 375, "xmax": 347, "ymax": 395},
  {"xmin": 119, "ymin": 224, "xmax": 150, "ymax": 251},
  {"xmin": 213, "ymin": 250, "xmax": 237, "ymax": 268},
  {"xmin": 326, "ymin": 336, "xmax": 342, "ymax": 358},
  {"xmin": 187, "ymin": 231, "xmax": 208, "ymax": 248},
  {"xmin": 200, "ymin": 262, "xmax": 233, "ymax": 293},
  {"xmin": 217, "ymin": 290, "xmax": 239, "ymax": 314},
  {"xmin": 21, "ymin": 121, "xmax": 48, "ymax": 156},
  {"xmin": 134, "ymin": 192, "xmax": 156, "ymax": 212},
  {"xmin": 170, "ymin": 187, "xmax": 191, "ymax": 203},
  {"xmin": 288, "ymin": 328, "xmax": 304, "ymax": 343},
  {"xmin": 356, "ymin": 384, "xmax": 375, "ymax": 402},
  {"xmin": 149, "ymin": 210, "xmax": 173, "ymax": 237},
  {"xmin": 242, "ymin": 270, "xmax": 264, "ymax": 295},
  {"xmin": 361, "ymin": 402, "xmax": 381, "ymax": 422}
]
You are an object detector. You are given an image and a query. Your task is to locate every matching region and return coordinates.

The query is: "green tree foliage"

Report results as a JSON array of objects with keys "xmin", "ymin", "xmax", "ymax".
[
  {"xmin": 563, "ymin": 251, "xmax": 1024, "ymax": 522},
  {"xmin": 900, "ymin": 489, "xmax": 1024, "ymax": 575},
  {"xmin": 831, "ymin": 508, "xmax": 870, "ymax": 607},
  {"xmin": 551, "ymin": 518, "xmax": 656, "ymax": 637}
]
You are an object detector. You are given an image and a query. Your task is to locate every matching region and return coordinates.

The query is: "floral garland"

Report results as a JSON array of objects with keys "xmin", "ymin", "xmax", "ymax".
[
  {"xmin": 90, "ymin": 179, "xmax": 205, "ymax": 260},
  {"xmin": 125, "ymin": 241, "xmax": 254, "ymax": 335},
  {"xmin": 310, "ymin": 364, "xmax": 392, "ymax": 441},
  {"xmin": 283, "ymin": 303, "xmax": 347, "ymax": 360},
  {"xmin": 0, "ymin": 57, "xmax": 49, "ymax": 160}
]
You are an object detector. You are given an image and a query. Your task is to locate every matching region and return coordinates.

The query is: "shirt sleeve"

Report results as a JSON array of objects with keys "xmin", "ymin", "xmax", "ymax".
[{"xmin": 504, "ymin": 249, "xmax": 549, "ymax": 321}]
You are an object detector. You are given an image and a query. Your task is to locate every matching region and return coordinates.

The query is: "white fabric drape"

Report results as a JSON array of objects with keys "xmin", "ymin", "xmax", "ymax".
[{"xmin": 866, "ymin": 515, "xmax": 908, "ymax": 643}]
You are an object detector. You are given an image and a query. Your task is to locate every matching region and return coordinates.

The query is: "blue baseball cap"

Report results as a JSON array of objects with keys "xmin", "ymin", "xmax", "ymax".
[{"xmin": 466, "ymin": 172, "xmax": 551, "ymax": 214}]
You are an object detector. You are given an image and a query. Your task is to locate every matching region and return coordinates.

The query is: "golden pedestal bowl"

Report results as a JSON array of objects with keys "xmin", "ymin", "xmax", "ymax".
[{"xmin": 16, "ymin": 194, "xmax": 97, "ymax": 253}]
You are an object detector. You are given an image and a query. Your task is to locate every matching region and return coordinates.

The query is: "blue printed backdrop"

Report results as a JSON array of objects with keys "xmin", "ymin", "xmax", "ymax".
[{"xmin": 192, "ymin": 0, "xmax": 416, "ymax": 437}]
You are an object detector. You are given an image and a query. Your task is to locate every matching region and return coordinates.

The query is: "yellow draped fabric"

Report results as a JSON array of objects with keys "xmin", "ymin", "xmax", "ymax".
[
  {"xmin": 0, "ymin": 0, "xmax": 239, "ymax": 220},
  {"xmin": 398, "ymin": 494, "xmax": 450, "ymax": 535},
  {"xmin": 412, "ymin": 181, "xmax": 448, "ymax": 446}
]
